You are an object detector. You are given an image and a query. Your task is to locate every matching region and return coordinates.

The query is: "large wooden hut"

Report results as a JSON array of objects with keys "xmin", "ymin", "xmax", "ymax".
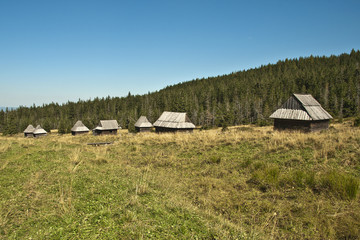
[
  {"xmin": 33, "ymin": 125, "xmax": 47, "ymax": 137},
  {"xmin": 23, "ymin": 124, "xmax": 35, "ymax": 137},
  {"xmin": 71, "ymin": 120, "xmax": 90, "ymax": 135},
  {"xmin": 93, "ymin": 120, "xmax": 120, "ymax": 136},
  {"xmin": 153, "ymin": 111, "xmax": 195, "ymax": 133},
  {"xmin": 269, "ymin": 93, "xmax": 333, "ymax": 132},
  {"xmin": 134, "ymin": 116, "xmax": 153, "ymax": 132}
]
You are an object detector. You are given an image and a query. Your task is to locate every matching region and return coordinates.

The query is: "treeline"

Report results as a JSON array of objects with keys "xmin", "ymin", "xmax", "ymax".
[{"xmin": 1, "ymin": 50, "xmax": 360, "ymax": 134}]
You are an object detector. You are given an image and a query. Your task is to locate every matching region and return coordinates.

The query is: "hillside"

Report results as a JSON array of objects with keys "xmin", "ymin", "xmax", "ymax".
[
  {"xmin": 1, "ymin": 50, "xmax": 360, "ymax": 134},
  {"xmin": 0, "ymin": 123, "xmax": 359, "ymax": 239}
]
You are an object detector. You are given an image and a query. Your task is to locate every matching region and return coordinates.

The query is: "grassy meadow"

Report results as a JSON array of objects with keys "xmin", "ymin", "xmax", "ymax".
[{"xmin": 0, "ymin": 122, "xmax": 360, "ymax": 239}]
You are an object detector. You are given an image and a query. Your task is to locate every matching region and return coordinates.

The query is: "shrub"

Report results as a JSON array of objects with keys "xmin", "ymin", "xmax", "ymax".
[
  {"xmin": 221, "ymin": 124, "xmax": 229, "ymax": 132},
  {"xmin": 354, "ymin": 117, "xmax": 360, "ymax": 127},
  {"xmin": 200, "ymin": 125, "xmax": 213, "ymax": 130},
  {"xmin": 128, "ymin": 123, "xmax": 137, "ymax": 133},
  {"xmin": 256, "ymin": 119, "xmax": 271, "ymax": 127}
]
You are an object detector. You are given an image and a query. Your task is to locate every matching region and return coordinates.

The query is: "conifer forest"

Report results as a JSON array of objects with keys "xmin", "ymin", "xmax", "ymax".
[{"xmin": 1, "ymin": 50, "xmax": 360, "ymax": 134}]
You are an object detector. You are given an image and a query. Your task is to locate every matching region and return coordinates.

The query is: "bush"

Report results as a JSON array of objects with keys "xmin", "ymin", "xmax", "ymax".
[
  {"xmin": 221, "ymin": 123, "xmax": 229, "ymax": 132},
  {"xmin": 128, "ymin": 124, "xmax": 136, "ymax": 133},
  {"xmin": 354, "ymin": 117, "xmax": 360, "ymax": 127},
  {"xmin": 127, "ymin": 119, "xmax": 137, "ymax": 133},
  {"xmin": 58, "ymin": 121, "xmax": 69, "ymax": 134},
  {"xmin": 200, "ymin": 125, "xmax": 213, "ymax": 130},
  {"xmin": 256, "ymin": 119, "xmax": 271, "ymax": 127}
]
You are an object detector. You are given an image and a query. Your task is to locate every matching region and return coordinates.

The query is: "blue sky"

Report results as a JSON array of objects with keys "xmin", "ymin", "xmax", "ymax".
[{"xmin": 1, "ymin": 0, "xmax": 359, "ymax": 107}]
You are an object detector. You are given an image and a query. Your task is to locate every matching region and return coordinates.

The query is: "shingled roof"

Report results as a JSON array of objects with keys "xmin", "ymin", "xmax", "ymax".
[
  {"xmin": 71, "ymin": 120, "xmax": 90, "ymax": 132},
  {"xmin": 33, "ymin": 125, "xmax": 47, "ymax": 135},
  {"xmin": 93, "ymin": 120, "xmax": 120, "ymax": 130},
  {"xmin": 269, "ymin": 94, "xmax": 333, "ymax": 121},
  {"xmin": 23, "ymin": 124, "xmax": 35, "ymax": 133},
  {"xmin": 153, "ymin": 111, "xmax": 195, "ymax": 129},
  {"xmin": 135, "ymin": 116, "xmax": 153, "ymax": 128}
]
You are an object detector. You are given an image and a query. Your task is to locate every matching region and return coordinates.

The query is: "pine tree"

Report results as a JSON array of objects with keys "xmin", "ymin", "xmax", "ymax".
[
  {"xmin": 3, "ymin": 113, "xmax": 18, "ymax": 135},
  {"xmin": 43, "ymin": 119, "xmax": 52, "ymax": 133},
  {"xmin": 58, "ymin": 120, "xmax": 67, "ymax": 134}
]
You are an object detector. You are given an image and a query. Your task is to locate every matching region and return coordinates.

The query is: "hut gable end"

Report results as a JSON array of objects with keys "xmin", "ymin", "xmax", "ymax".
[
  {"xmin": 135, "ymin": 116, "xmax": 153, "ymax": 128},
  {"xmin": 281, "ymin": 96, "xmax": 304, "ymax": 110},
  {"xmin": 24, "ymin": 124, "xmax": 35, "ymax": 133},
  {"xmin": 71, "ymin": 121, "xmax": 90, "ymax": 135},
  {"xmin": 270, "ymin": 94, "xmax": 332, "ymax": 121},
  {"xmin": 71, "ymin": 120, "xmax": 90, "ymax": 132}
]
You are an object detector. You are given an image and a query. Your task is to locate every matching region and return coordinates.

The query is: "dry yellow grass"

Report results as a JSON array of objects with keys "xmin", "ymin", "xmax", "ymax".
[{"xmin": 0, "ymin": 122, "xmax": 359, "ymax": 239}]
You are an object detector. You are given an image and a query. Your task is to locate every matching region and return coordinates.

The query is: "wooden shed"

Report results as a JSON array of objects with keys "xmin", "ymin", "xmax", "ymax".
[
  {"xmin": 153, "ymin": 111, "xmax": 195, "ymax": 133},
  {"xmin": 134, "ymin": 116, "xmax": 153, "ymax": 132},
  {"xmin": 269, "ymin": 93, "xmax": 333, "ymax": 132},
  {"xmin": 23, "ymin": 124, "xmax": 35, "ymax": 137},
  {"xmin": 93, "ymin": 120, "xmax": 120, "ymax": 136},
  {"xmin": 33, "ymin": 125, "xmax": 47, "ymax": 137},
  {"xmin": 71, "ymin": 120, "xmax": 90, "ymax": 135}
]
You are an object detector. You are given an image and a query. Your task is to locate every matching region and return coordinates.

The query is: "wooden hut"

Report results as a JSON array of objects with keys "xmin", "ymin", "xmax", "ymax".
[
  {"xmin": 71, "ymin": 120, "xmax": 90, "ymax": 135},
  {"xmin": 269, "ymin": 93, "xmax": 333, "ymax": 132},
  {"xmin": 23, "ymin": 124, "xmax": 35, "ymax": 137},
  {"xmin": 93, "ymin": 120, "xmax": 120, "ymax": 136},
  {"xmin": 153, "ymin": 111, "xmax": 195, "ymax": 133},
  {"xmin": 134, "ymin": 116, "xmax": 153, "ymax": 132},
  {"xmin": 33, "ymin": 125, "xmax": 47, "ymax": 137}
]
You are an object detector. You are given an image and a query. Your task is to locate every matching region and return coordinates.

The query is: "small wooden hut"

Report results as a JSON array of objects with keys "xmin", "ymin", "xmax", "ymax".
[
  {"xmin": 269, "ymin": 93, "xmax": 333, "ymax": 132},
  {"xmin": 134, "ymin": 116, "xmax": 153, "ymax": 132},
  {"xmin": 23, "ymin": 124, "xmax": 35, "ymax": 137},
  {"xmin": 71, "ymin": 120, "xmax": 90, "ymax": 135},
  {"xmin": 33, "ymin": 125, "xmax": 47, "ymax": 137},
  {"xmin": 153, "ymin": 111, "xmax": 195, "ymax": 133},
  {"xmin": 93, "ymin": 120, "xmax": 120, "ymax": 136}
]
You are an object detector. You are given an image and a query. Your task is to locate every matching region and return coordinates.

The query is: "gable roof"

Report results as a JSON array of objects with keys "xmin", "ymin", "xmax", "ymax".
[
  {"xmin": 269, "ymin": 94, "xmax": 333, "ymax": 121},
  {"xmin": 71, "ymin": 120, "xmax": 90, "ymax": 132},
  {"xmin": 33, "ymin": 125, "xmax": 47, "ymax": 135},
  {"xmin": 135, "ymin": 116, "xmax": 153, "ymax": 128},
  {"xmin": 153, "ymin": 111, "xmax": 195, "ymax": 129},
  {"xmin": 24, "ymin": 124, "xmax": 35, "ymax": 133},
  {"xmin": 94, "ymin": 120, "xmax": 120, "ymax": 130}
]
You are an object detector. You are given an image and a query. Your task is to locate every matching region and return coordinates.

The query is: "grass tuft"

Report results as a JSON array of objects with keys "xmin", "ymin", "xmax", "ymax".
[{"xmin": 319, "ymin": 170, "xmax": 359, "ymax": 200}]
